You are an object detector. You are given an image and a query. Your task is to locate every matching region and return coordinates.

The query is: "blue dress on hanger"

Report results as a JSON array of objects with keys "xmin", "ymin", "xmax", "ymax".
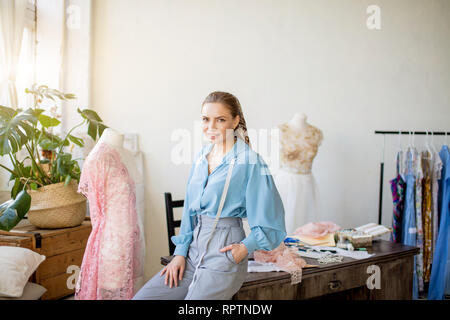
[
  {"xmin": 428, "ymin": 145, "xmax": 450, "ymax": 300},
  {"xmin": 402, "ymin": 147, "xmax": 419, "ymax": 300}
]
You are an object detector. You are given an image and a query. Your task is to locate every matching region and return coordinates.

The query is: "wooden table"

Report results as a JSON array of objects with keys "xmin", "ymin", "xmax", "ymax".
[{"xmin": 161, "ymin": 240, "xmax": 419, "ymax": 300}]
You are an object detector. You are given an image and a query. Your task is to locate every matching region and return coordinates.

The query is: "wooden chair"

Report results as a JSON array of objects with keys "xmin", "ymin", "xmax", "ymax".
[{"xmin": 164, "ymin": 192, "xmax": 183, "ymax": 256}]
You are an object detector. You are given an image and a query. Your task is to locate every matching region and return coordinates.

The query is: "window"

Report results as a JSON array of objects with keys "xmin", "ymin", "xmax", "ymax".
[
  {"xmin": 15, "ymin": 0, "xmax": 37, "ymax": 108},
  {"xmin": 0, "ymin": 0, "xmax": 36, "ymax": 191}
]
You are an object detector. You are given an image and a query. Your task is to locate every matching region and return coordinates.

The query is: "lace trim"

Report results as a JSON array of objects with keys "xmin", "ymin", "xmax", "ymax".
[
  {"xmin": 278, "ymin": 123, "xmax": 323, "ymax": 172},
  {"xmin": 253, "ymin": 242, "xmax": 306, "ymax": 285}
]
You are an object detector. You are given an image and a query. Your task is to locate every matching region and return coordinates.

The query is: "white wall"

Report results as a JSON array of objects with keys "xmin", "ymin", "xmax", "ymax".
[{"xmin": 90, "ymin": 0, "xmax": 450, "ymax": 279}]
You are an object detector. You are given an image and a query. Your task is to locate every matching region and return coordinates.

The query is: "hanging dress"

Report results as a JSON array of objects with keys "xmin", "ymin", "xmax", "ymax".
[
  {"xmin": 414, "ymin": 153, "xmax": 425, "ymax": 293},
  {"xmin": 402, "ymin": 146, "xmax": 419, "ymax": 300},
  {"xmin": 273, "ymin": 123, "xmax": 323, "ymax": 235},
  {"xmin": 428, "ymin": 145, "xmax": 450, "ymax": 300},
  {"xmin": 421, "ymin": 150, "xmax": 433, "ymax": 283},
  {"xmin": 431, "ymin": 151, "xmax": 443, "ymax": 258},
  {"xmin": 75, "ymin": 142, "xmax": 145, "ymax": 300},
  {"xmin": 390, "ymin": 151, "xmax": 406, "ymax": 243}
]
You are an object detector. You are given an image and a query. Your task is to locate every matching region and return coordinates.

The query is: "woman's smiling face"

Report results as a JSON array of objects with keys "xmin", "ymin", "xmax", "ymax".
[{"xmin": 201, "ymin": 102, "xmax": 239, "ymax": 145}]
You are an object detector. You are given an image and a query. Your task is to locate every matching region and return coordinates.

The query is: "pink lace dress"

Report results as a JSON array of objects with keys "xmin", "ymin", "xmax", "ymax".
[{"xmin": 75, "ymin": 142, "xmax": 145, "ymax": 300}]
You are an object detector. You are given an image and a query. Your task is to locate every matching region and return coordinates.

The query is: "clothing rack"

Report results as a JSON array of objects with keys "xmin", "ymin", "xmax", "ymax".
[{"xmin": 374, "ymin": 130, "xmax": 450, "ymax": 225}]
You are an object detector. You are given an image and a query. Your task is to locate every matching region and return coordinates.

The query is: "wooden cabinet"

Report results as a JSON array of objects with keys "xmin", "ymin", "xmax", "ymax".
[{"xmin": 0, "ymin": 217, "xmax": 92, "ymax": 300}]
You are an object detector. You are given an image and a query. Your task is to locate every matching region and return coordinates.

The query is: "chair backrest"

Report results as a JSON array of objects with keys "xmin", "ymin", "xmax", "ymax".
[{"xmin": 164, "ymin": 192, "xmax": 183, "ymax": 256}]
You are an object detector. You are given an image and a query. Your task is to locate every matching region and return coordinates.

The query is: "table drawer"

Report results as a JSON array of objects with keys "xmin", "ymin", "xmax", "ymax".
[{"xmin": 298, "ymin": 262, "xmax": 373, "ymax": 299}]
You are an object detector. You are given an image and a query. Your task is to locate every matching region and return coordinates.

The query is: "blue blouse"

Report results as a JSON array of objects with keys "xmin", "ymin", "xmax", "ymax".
[{"xmin": 171, "ymin": 136, "xmax": 287, "ymax": 257}]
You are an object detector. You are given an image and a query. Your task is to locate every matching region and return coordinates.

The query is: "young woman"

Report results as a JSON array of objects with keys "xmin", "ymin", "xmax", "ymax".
[{"xmin": 132, "ymin": 91, "xmax": 286, "ymax": 300}]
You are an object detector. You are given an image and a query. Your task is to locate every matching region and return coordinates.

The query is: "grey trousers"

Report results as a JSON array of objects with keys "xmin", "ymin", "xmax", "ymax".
[{"xmin": 132, "ymin": 214, "xmax": 248, "ymax": 300}]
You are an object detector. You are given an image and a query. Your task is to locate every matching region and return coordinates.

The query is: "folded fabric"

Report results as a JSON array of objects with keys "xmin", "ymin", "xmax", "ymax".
[
  {"xmin": 247, "ymin": 261, "xmax": 284, "ymax": 272},
  {"xmin": 304, "ymin": 245, "xmax": 375, "ymax": 260},
  {"xmin": 290, "ymin": 233, "xmax": 336, "ymax": 246},
  {"xmin": 294, "ymin": 221, "xmax": 341, "ymax": 238}
]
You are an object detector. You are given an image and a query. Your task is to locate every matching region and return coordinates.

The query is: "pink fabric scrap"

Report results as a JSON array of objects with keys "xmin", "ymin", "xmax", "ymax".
[
  {"xmin": 293, "ymin": 221, "xmax": 341, "ymax": 238},
  {"xmin": 253, "ymin": 242, "xmax": 307, "ymax": 284}
]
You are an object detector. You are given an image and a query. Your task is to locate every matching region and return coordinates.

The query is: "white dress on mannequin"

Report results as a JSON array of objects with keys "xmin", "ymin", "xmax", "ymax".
[{"xmin": 273, "ymin": 114, "xmax": 323, "ymax": 235}]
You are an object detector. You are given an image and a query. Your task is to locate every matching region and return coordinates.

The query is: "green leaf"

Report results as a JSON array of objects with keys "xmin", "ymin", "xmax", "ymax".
[
  {"xmin": 44, "ymin": 94, "xmax": 55, "ymax": 101},
  {"xmin": 68, "ymin": 134, "xmax": 84, "ymax": 147},
  {"xmin": 0, "ymin": 189, "xmax": 32, "ymax": 231},
  {"xmin": 39, "ymin": 138, "xmax": 59, "ymax": 150},
  {"xmin": 11, "ymin": 178, "xmax": 21, "ymax": 199},
  {"xmin": 77, "ymin": 108, "xmax": 108, "ymax": 141},
  {"xmin": 38, "ymin": 114, "xmax": 60, "ymax": 128},
  {"xmin": 0, "ymin": 105, "xmax": 17, "ymax": 119},
  {"xmin": 87, "ymin": 121, "xmax": 97, "ymax": 141},
  {"xmin": 98, "ymin": 123, "xmax": 107, "ymax": 137},
  {"xmin": 0, "ymin": 107, "xmax": 36, "ymax": 155},
  {"xmin": 0, "ymin": 200, "xmax": 13, "ymax": 216},
  {"xmin": 64, "ymin": 175, "xmax": 71, "ymax": 186},
  {"xmin": 64, "ymin": 93, "xmax": 76, "ymax": 99},
  {"xmin": 30, "ymin": 108, "xmax": 45, "ymax": 118},
  {"xmin": 79, "ymin": 109, "xmax": 102, "ymax": 122},
  {"xmin": 56, "ymin": 153, "xmax": 72, "ymax": 176},
  {"xmin": 38, "ymin": 129, "xmax": 68, "ymax": 149},
  {"xmin": 21, "ymin": 108, "xmax": 38, "ymax": 125}
]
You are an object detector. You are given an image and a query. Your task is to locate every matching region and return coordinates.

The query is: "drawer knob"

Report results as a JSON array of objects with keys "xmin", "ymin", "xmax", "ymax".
[{"xmin": 328, "ymin": 280, "xmax": 342, "ymax": 290}]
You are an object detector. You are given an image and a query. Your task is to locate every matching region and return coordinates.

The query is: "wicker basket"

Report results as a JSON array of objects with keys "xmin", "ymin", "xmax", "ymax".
[{"xmin": 27, "ymin": 180, "xmax": 86, "ymax": 229}]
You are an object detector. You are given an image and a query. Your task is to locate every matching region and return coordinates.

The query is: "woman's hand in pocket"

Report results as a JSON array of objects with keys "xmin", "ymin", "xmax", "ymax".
[
  {"xmin": 220, "ymin": 243, "xmax": 248, "ymax": 264},
  {"xmin": 160, "ymin": 255, "xmax": 186, "ymax": 288}
]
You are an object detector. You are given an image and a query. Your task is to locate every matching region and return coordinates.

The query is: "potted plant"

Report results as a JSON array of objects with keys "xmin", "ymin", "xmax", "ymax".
[{"xmin": 0, "ymin": 84, "xmax": 108, "ymax": 231}]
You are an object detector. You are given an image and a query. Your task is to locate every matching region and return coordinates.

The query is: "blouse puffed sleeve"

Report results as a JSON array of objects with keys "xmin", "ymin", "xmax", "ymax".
[
  {"xmin": 240, "ymin": 154, "xmax": 287, "ymax": 255},
  {"xmin": 170, "ymin": 152, "xmax": 200, "ymax": 257}
]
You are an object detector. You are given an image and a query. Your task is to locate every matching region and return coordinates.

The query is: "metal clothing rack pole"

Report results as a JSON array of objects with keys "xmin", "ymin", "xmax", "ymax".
[{"xmin": 374, "ymin": 130, "xmax": 450, "ymax": 225}]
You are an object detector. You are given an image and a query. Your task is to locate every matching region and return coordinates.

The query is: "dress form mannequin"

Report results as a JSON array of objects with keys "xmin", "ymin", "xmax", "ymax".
[
  {"xmin": 94, "ymin": 128, "xmax": 142, "ymax": 184},
  {"xmin": 273, "ymin": 113, "xmax": 323, "ymax": 235},
  {"xmin": 288, "ymin": 113, "xmax": 308, "ymax": 131},
  {"xmin": 75, "ymin": 127, "xmax": 145, "ymax": 300},
  {"xmin": 278, "ymin": 113, "xmax": 323, "ymax": 174}
]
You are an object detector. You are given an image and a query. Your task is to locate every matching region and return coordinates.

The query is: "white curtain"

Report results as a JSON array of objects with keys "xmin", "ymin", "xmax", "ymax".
[
  {"xmin": 60, "ymin": 0, "xmax": 92, "ymax": 134},
  {"xmin": 0, "ymin": 0, "xmax": 28, "ymax": 109},
  {"xmin": 0, "ymin": 0, "xmax": 28, "ymax": 193}
]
